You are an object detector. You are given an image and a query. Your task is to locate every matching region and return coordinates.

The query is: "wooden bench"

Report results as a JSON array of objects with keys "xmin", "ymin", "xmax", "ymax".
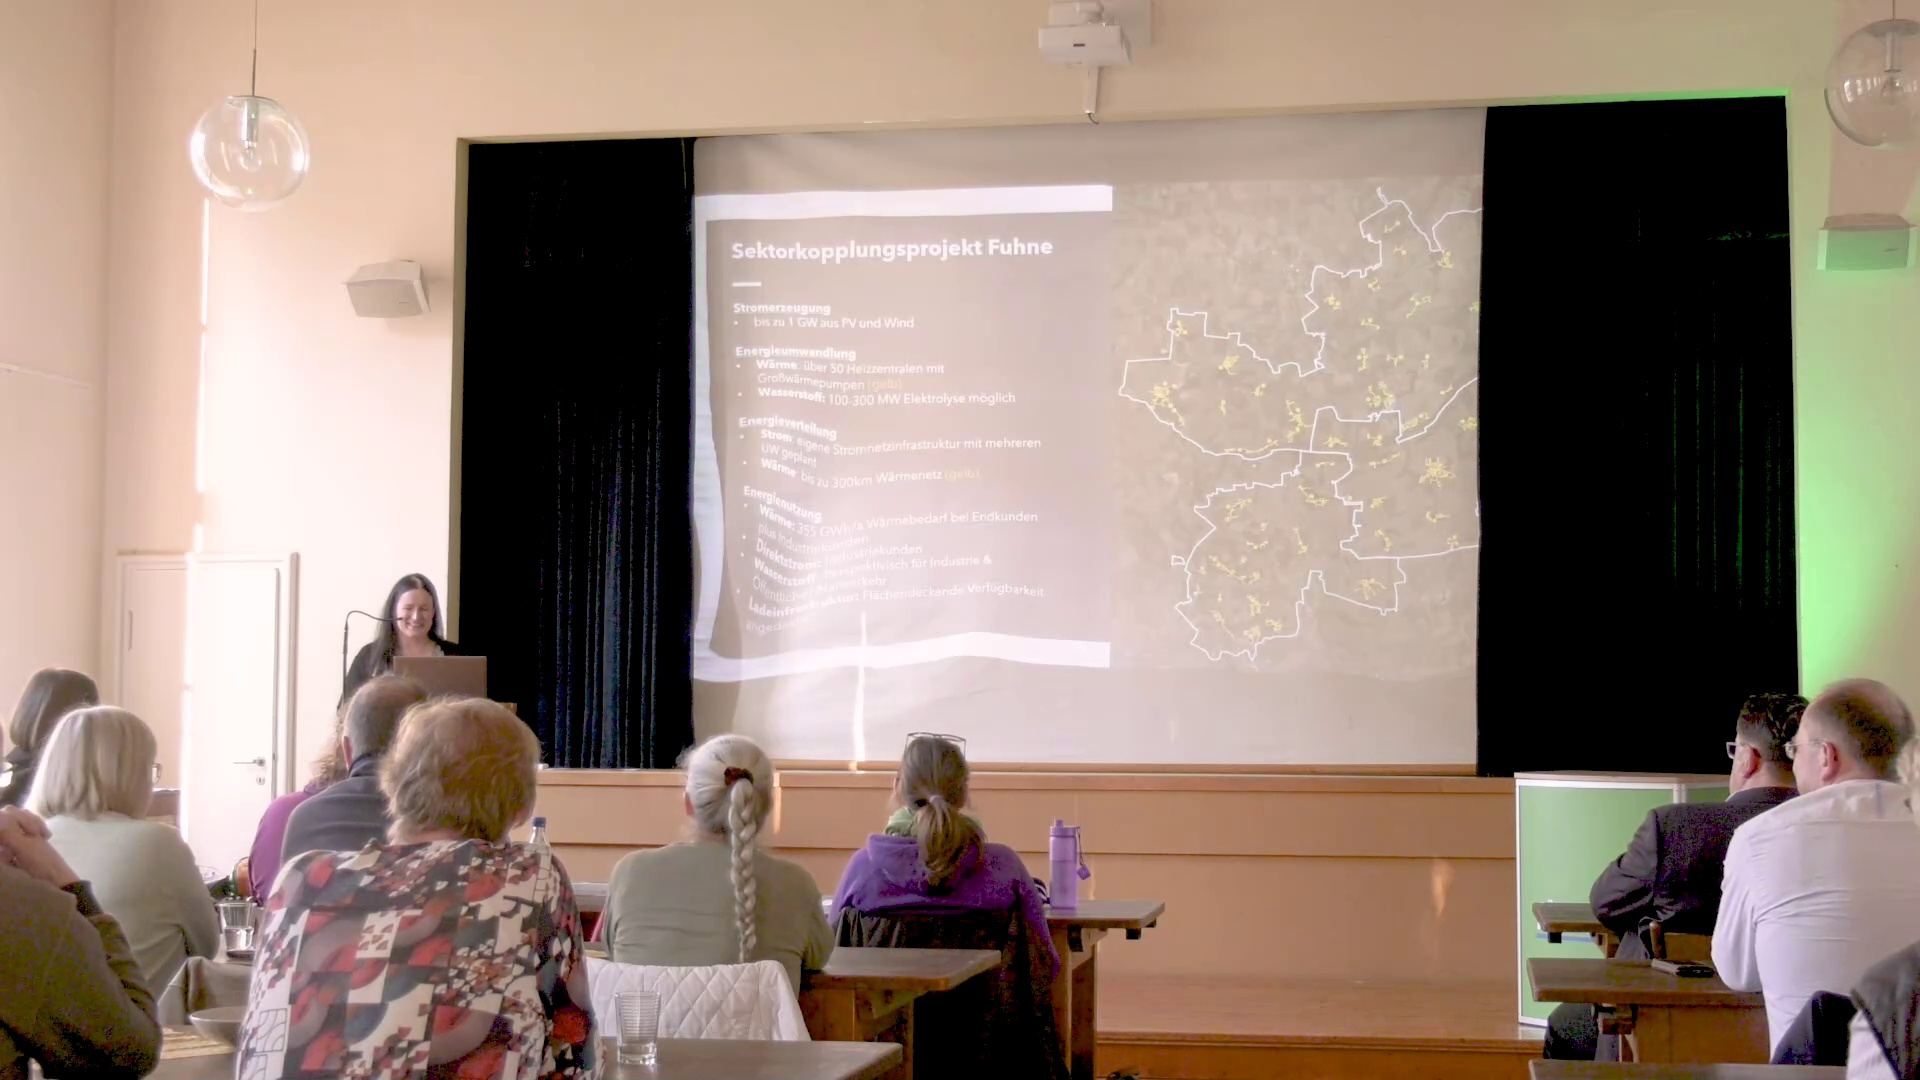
[
  {"xmin": 1095, "ymin": 975, "xmax": 1543, "ymax": 1080},
  {"xmin": 1533, "ymin": 901, "xmax": 1619, "ymax": 956},
  {"xmin": 1528, "ymin": 958, "xmax": 1769, "ymax": 1064}
]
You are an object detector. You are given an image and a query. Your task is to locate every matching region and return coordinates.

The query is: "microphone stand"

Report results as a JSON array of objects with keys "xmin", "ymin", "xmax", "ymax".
[{"xmin": 342, "ymin": 610, "xmax": 392, "ymax": 683}]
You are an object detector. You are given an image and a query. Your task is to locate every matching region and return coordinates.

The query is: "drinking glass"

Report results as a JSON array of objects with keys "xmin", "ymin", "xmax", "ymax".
[
  {"xmin": 613, "ymin": 990, "xmax": 660, "ymax": 1066},
  {"xmin": 217, "ymin": 900, "xmax": 257, "ymax": 955}
]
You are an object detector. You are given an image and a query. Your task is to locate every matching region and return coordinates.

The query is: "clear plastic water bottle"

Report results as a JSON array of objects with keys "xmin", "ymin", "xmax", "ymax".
[{"xmin": 528, "ymin": 815, "xmax": 550, "ymax": 854}]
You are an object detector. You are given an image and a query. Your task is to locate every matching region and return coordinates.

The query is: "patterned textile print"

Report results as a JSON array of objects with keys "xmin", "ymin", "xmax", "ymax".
[{"xmin": 236, "ymin": 839, "xmax": 598, "ymax": 1080}]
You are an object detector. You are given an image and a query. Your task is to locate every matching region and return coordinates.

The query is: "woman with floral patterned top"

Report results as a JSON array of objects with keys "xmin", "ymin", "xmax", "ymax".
[{"xmin": 237, "ymin": 698, "xmax": 597, "ymax": 1080}]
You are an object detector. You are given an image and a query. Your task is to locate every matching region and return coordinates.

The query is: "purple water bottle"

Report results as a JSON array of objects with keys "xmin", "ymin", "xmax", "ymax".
[{"xmin": 1048, "ymin": 819, "xmax": 1090, "ymax": 910}]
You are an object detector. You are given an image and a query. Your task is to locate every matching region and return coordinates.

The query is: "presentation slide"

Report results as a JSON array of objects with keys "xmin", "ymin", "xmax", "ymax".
[{"xmin": 691, "ymin": 111, "xmax": 1484, "ymax": 766}]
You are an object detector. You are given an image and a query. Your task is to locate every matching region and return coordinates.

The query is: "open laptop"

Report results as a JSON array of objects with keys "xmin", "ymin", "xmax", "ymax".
[{"xmin": 392, "ymin": 655, "xmax": 488, "ymax": 700}]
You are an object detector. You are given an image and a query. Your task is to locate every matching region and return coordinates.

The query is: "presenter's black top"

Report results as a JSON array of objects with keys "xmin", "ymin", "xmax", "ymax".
[
  {"xmin": 1588, "ymin": 783, "xmax": 1795, "ymax": 959},
  {"xmin": 341, "ymin": 640, "xmax": 462, "ymax": 707}
]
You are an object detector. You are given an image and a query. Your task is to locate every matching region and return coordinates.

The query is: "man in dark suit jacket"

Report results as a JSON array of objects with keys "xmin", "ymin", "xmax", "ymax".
[
  {"xmin": 1543, "ymin": 692, "xmax": 1805, "ymax": 1060},
  {"xmin": 280, "ymin": 676, "xmax": 428, "ymax": 866}
]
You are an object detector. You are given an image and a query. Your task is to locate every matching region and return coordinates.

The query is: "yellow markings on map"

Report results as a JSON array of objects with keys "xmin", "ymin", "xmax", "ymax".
[
  {"xmin": 1293, "ymin": 527, "xmax": 1308, "ymax": 554},
  {"xmin": 1224, "ymin": 437, "xmax": 1281, "ymax": 456},
  {"xmin": 1364, "ymin": 382, "xmax": 1395, "ymax": 409},
  {"xmin": 1356, "ymin": 347, "xmax": 1371, "ymax": 371},
  {"xmin": 1437, "ymin": 250, "xmax": 1454, "ymax": 270},
  {"xmin": 1406, "ymin": 295, "xmax": 1433, "ymax": 318},
  {"xmin": 1366, "ymin": 278, "xmax": 1382, "ymax": 293},
  {"xmin": 1420, "ymin": 458, "xmax": 1456, "ymax": 487},
  {"xmin": 1253, "ymin": 383, "xmax": 1268, "ymax": 398},
  {"xmin": 1360, "ymin": 317, "xmax": 1380, "ymax": 331},
  {"xmin": 1459, "ymin": 416, "xmax": 1478, "ymax": 431},
  {"xmin": 1248, "ymin": 595, "xmax": 1268, "ymax": 617},
  {"xmin": 1387, "ymin": 353, "xmax": 1405, "ymax": 368},
  {"xmin": 1369, "ymin": 452, "xmax": 1403, "ymax": 469},
  {"xmin": 1405, "ymin": 412, "xmax": 1430, "ymax": 432},
  {"xmin": 1299, "ymin": 487, "xmax": 1329, "ymax": 508},
  {"xmin": 1150, "ymin": 383, "xmax": 1186, "ymax": 427},
  {"xmin": 1375, "ymin": 529, "xmax": 1394, "ymax": 552},
  {"xmin": 1469, "ymin": 300, "xmax": 1481, "ymax": 314},
  {"xmin": 1175, "ymin": 320, "xmax": 1192, "ymax": 337},
  {"xmin": 1425, "ymin": 511, "xmax": 1450, "ymax": 523},
  {"xmin": 1219, "ymin": 354, "xmax": 1239, "ymax": 373},
  {"xmin": 1447, "ymin": 535, "xmax": 1462, "ymax": 549},
  {"xmin": 1208, "ymin": 554, "xmax": 1255, "ymax": 584},
  {"xmin": 1245, "ymin": 537, "xmax": 1271, "ymax": 551},
  {"xmin": 1218, "ymin": 398, "xmax": 1228, "ymax": 417},
  {"xmin": 1369, "ymin": 433, "xmax": 1385, "ymax": 447},
  {"xmin": 1421, "ymin": 354, "xmax": 1431, "ymax": 369},
  {"xmin": 1370, "ymin": 496, "xmax": 1387, "ymax": 509},
  {"xmin": 1357, "ymin": 577, "xmax": 1386, "ymax": 599},
  {"xmin": 1286, "ymin": 400, "xmax": 1307, "ymax": 443},
  {"xmin": 1221, "ymin": 497, "xmax": 1254, "ymax": 522},
  {"xmin": 1325, "ymin": 433, "xmax": 1348, "ymax": 449},
  {"xmin": 1324, "ymin": 295, "xmax": 1342, "ymax": 310}
]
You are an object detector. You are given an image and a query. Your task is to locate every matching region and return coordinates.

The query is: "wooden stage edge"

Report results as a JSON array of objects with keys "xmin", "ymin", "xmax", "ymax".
[{"xmin": 1092, "ymin": 975, "xmax": 1542, "ymax": 1080}]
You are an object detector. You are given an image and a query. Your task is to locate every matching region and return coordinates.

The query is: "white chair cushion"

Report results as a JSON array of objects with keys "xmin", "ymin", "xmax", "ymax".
[{"xmin": 585, "ymin": 957, "xmax": 810, "ymax": 1042}]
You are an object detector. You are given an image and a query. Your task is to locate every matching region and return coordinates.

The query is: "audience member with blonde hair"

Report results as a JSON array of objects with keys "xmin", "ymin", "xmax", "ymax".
[
  {"xmin": 236, "ymin": 698, "xmax": 596, "ymax": 1079},
  {"xmin": 603, "ymin": 734, "xmax": 833, "ymax": 991},
  {"xmin": 1, "ymin": 668, "xmax": 99, "ymax": 808},
  {"xmin": 832, "ymin": 733, "xmax": 1057, "ymax": 974},
  {"xmin": 31, "ymin": 706, "xmax": 217, "ymax": 992}
]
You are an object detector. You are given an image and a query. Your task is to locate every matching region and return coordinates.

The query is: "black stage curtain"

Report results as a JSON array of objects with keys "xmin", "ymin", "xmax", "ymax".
[
  {"xmin": 1478, "ymin": 98, "xmax": 1796, "ymax": 776},
  {"xmin": 460, "ymin": 138, "xmax": 694, "ymax": 768}
]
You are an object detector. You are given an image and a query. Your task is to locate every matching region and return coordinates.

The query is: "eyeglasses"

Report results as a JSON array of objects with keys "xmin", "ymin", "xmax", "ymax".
[
  {"xmin": 907, "ymin": 732, "xmax": 966, "ymax": 753},
  {"xmin": 1784, "ymin": 737, "xmax": 1829, "ymax": 763},
  {"xmin": 1725, "ymin": 740, "xmax": 1743, "ymax": 760}
]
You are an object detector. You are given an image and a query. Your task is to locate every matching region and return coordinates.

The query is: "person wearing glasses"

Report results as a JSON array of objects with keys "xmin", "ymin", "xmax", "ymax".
[
  {"xmin": 1541, "ymin": 692, "xmax": 1803, "ymax": 1061},
  {"xmin": 1713, "ymin": 679, "xmax": 1920, "ymax": 1058}
]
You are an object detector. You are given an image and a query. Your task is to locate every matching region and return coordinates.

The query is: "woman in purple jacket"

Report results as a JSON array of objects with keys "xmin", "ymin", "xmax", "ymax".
[{"xmin": 831, "ymin": 734, "xmax": 1058, "ymax": 979}]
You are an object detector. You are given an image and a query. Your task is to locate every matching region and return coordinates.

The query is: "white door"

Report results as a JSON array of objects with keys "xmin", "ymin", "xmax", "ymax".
[
  {"xmin": 182, "ymin": 554, "xmax": 297, "ymax": 872},
  {"xmin": 116, "ymin": 558, "xmax": 189, "ymax": 788}
]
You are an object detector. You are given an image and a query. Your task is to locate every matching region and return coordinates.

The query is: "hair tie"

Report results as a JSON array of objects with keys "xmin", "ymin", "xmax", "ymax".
[
  {"xmin": 913, "ymin": 797, "xmax": 930, "ymax": 808},
  {"xmin": 722, "ymin": 767, "xmax": 751, "ymax": 786}
]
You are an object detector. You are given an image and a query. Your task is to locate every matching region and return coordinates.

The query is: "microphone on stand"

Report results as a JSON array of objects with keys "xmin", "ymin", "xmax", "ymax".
[{"xmin": 342, "ymin": 610, "xmax": 394, "ymax": 683}]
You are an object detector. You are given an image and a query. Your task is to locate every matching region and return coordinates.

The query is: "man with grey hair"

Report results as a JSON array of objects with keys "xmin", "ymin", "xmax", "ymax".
[
  {"xmin": 1713, "ymin": 678, "xmax": 1920, "ymax": 1056},
  {"xmin": 278, "ymin": 676, "xmax": 428, "ymax": 871}
]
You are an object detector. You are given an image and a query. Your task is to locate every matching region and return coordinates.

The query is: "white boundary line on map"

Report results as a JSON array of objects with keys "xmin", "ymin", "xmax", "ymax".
[{"xmin": 1130, "ymin": 189, "xmax": 1483, "ymax": 662}]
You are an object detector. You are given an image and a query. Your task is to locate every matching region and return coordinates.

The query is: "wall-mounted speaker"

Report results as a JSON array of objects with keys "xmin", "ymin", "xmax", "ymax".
[
  {"xmin": 345, "ymin": 260, "xmax": 429, "ymax": 317},
  {"xmin": 1817, "ymin": 214, "xmax": 1916, "ymax": 271}
]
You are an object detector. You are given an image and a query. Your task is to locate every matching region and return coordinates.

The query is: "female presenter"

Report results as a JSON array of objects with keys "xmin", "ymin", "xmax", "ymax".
[{"xmin": 341, "ymin": 573, "xmax": 460, "ymax": 705}]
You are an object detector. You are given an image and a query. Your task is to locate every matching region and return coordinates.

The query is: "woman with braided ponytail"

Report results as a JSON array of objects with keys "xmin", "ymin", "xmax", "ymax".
[{"xmin": 603, "ymin": 734, "xmax": 833, "ymax": 991}]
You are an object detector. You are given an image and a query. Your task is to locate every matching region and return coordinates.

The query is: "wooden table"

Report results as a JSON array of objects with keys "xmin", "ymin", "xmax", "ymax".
[
  {"xmin": 1534, "ymin": 901, "xmax": 1620, "ymax": 956},
  {"xmin": 1528, "ymin": 958, "xmax": 1769, "ymax": 1064},
  {"xmin": 153, "ymin": 1033, "xmax": 903, "ymax": 1080},
  {"xmin": 1532, "ymin": 1063, "xmax": 1840, "ymax": 1079},
  {"xmin": 800, "ymin": 946, "xmax": 1001, "ymax": 1079},
  {"xmin": 1047, "ymin": 900, "xmax": 1165, "ymax": 1080}
]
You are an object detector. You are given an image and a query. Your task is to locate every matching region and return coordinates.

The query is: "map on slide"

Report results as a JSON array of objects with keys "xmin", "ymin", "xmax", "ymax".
[{"xmin": 1119, "ymin": 191, "xmax": 1482, "ymax": 662}]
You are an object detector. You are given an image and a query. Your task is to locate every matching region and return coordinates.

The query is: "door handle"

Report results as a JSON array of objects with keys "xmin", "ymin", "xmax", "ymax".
[{"xmin": 232, "ymin": 757, "xmax": 266, "ymax": 767}]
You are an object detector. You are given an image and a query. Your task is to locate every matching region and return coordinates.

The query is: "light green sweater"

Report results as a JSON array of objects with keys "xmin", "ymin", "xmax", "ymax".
[
  {"xmin": 603, "ymin": 841, "xmax": 834, "ymax": 992},
  {"xmin": 46, "ymin": 813, "xmax": 220, "ymax": 993}
]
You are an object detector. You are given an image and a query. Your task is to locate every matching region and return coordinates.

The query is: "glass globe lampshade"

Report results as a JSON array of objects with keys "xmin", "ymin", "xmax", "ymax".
[
  {"xmin": 187, "ymin": 95, "xmax": 311, "ymax": 210},
  {"xmin": 1826, "ymin": 18, "xmax": 1920, "ymax": 149}
]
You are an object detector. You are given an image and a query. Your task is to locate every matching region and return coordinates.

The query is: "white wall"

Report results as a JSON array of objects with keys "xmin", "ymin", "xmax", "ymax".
[
  {"xmin": 0, "ymin": 0, "xmax": 111, "ymax": 732},
  {"xmin": 97, "ymin": 0, "xmax": 1920, "ymax": 776}
]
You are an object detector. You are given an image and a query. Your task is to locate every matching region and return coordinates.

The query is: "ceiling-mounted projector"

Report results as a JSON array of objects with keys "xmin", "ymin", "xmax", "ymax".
[{"xmin": 1039, "ymin": 0, "xmax": 1150, "ymax": 67}]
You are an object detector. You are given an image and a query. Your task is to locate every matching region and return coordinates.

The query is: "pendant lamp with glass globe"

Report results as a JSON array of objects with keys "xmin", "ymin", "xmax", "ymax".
[
  {"xmin": 1827, "ymin": 0, "xmax": 1920, "ymax": 150},
  {"xmin": 188, "ymin": 0, "xmax": 310, "ymax": 210}
]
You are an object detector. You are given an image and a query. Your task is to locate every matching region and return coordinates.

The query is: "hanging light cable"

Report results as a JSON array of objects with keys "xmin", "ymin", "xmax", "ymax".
[{"xmin": 188, "ymin": 0, "xmax": 311, "ymax": 209}]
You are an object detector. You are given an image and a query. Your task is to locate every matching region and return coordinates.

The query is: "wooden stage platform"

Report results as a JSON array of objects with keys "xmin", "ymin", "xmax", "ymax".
[{"xmin": 1094, "ymin": 976, "xmax": 1543, "ymax": 1080}]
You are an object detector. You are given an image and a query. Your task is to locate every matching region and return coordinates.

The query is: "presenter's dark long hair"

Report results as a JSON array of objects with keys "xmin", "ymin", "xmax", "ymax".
[{"xmin": 368, "ymin": 573, "xmax": 449, "ymax": 672}]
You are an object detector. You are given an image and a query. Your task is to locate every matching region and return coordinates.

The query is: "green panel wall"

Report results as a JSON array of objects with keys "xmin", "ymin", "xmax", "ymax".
[{"xmin": 1515, "ymin": 782, "xmax": 1724, "ymax": 1022}]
